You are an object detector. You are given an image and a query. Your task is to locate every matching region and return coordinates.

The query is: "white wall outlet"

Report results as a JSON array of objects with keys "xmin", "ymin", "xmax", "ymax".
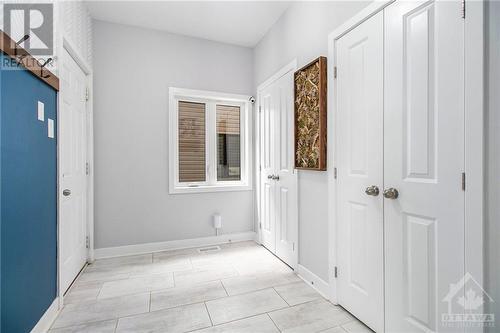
[
  {"xmin": 48, "ymin": 119, "xmax": 54, "ymax": 138},
  {"xmin": 37, "ymin": 101, "xmax": 44, "ymax": 121}
]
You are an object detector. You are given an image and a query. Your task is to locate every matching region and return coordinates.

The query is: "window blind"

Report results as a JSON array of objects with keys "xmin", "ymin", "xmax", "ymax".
[
  {"xmin": 178, "ymin": 101, "xmax": 206, "ymax": 182},
  {"xmin": 216, "ymin": 105, "xmax": 241, "ymax": 181}
]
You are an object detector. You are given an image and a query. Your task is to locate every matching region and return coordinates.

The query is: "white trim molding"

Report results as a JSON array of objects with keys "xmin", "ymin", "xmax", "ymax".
[
  {"xmin": 464, "ymin": 2, "xmax": 485, "ymax": 330},
  {"xmin": 297, "ymin": 265, "xmax": 330, "ymax": 299},
  {"xmin": 94, "ymin": 232, "xmax": 257, "ymax": 259},
  {"xmin": 256, "ymin": 59, "xmax": 297, "ymax": 92},
  {"xmin": 30, "ymin": 298, "xmax": 60, "ymax": 333},
  {"xmin": 168, "ymin": 87, "xmax": 253, "ymax": 194}
]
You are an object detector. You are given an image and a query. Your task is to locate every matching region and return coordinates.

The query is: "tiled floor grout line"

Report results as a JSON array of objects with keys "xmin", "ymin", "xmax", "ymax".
[
  {"xmin": 272, "ymin": 286, "xmax": 291, "ymax": 307},
  {"xmin": 95, "ymin": 284, "xmax": 104, "ymax": 299},
  {"xmin": 113, "ymin": 318, "xmax": 119, "ymax": 333},
  {"xmin": 203, "ymin": 301, "xmax": 214, "ymax": 326},
  {"xmin": 317, "ymin": 324, "xmax": 348, "ymax": 333},
  {"xmin": 183, "ymin": 313, "xmax": 270, "ymax": 333},
  {"xmin": 266, "ymin": 312, "xmax": 282, "ymax": 332},
  {"xmin": 219, "ymin": 279, "xmax": 230, "ymax": 296},
  {"xmin": 203, "ymin": 311, "xmax": 285, "ymax": 331},
  {"xmin": 208, "ymin": 283, "xmax": 300, "ymax": 300},
  {"xmin": 51, "ymin": 318, "xmax": 121, "ymax": 331},
  {"xmin": 148, "ymin": 292, "xmax": 152, "ymax": 312}
]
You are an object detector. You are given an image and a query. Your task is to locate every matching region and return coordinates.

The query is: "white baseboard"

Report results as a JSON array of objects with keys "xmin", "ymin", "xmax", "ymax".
[
  {"xmin": 297, "ymin": 264, "xmax": 330, "ymax": 299},
  {"xmin": 30, "ymin": 297, "xmax": 60, "ymax": 333},
  {"xmin": 94, "ymin": 231, "xmax": 257, "ymax": 259}
]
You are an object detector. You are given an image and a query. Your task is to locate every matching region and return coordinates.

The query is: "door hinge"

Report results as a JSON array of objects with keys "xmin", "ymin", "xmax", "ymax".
[
  {"xmin": 85, "ymin": 87, "xmax": 90, "ymax": 102},
  {"xmin": 259, "ymin": 106, "xmax": 262, "ymax": 113},
  {"xmin": 334, "ymin": 167, "xmax": 337, "ymax": 179},
  {"xmin": 259, "ymin": 222, "xmax": 262, "ymax": 229},
  {"xmin": 334, "ymin": 266, "xmax": 338, "ymax": 278},
  {"xmin": 462, "ymin": 172, "xmax": 466, "ymax": 191},
  {"xmin": 86, "ymin": 162, "xmax": 90, "ymax": 175},
  {"xmin": 461, "ymin": 0, "xmax": 465, "ymax": 18},
  {"xmin": 334, "ymin": 66, "xmax": 338, "ymax": 79},
  {"xmin": 292, "ymin": 243, "xmax": 295, "ymax": 251},
  {"xmin": 85, "ymin": 236, "xmax": 90, "ymax": 249}
]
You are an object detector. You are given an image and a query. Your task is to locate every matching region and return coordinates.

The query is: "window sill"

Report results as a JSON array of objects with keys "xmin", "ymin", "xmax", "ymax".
[{"xmin": 169, "ymin": 184, "xmax": 253, "ymax": 194}]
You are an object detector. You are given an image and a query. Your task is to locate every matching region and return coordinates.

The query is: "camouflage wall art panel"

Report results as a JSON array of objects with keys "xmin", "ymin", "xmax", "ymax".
[{"xmin": 294, "ymin": 56, "xmax": 327, "ymax": 170}]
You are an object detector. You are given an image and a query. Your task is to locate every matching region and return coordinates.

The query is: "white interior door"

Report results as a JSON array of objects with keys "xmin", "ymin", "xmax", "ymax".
[
  {"xmin": 259, "ymin": 83, "xmax": 277, "ymax": 253},
  {"xmin": 60, "ymin": 48, "xmax": 88, "ymax": 294},
  {"xmin": 336, "ymin": 11, "xmax": 384, "ymax": 332},
  {"xmin": 259, "ymin": 67, "xmax": 298, "ymax": 268},
  {"xmin": 274, "ymin": 71, "xmax": 298, "ymax": 268},
  {"xmin": 384, "ymin": 1, "xmax": 465, "ymax": 332}
]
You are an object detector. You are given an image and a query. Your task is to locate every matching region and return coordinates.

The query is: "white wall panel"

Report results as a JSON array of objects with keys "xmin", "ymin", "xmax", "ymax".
[{"xmin": 93, "ymin": 21, "xmax": 254, "ymax": 248}]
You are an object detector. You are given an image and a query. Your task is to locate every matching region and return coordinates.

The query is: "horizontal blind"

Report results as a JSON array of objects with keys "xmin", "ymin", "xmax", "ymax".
[
  {"xmin": 216, "ymin": 105, "xmax": 240, "ymax": 135},
  {"xmin": 216, "ymin": 105, "xmax": 241, "ymax": 180},
  {"xmin": 178, "ymin": 101, "xmax": 206, "ymax": 182}
]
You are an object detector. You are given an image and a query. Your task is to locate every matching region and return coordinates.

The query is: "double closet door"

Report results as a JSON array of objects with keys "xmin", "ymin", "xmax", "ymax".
[
  {"xmin": 259, "ymin": 69, "xmax": 298, "ymax": 268},
  {"xmin": 336, "ymin": 1, "xmax": 465, "ymax": 332}
]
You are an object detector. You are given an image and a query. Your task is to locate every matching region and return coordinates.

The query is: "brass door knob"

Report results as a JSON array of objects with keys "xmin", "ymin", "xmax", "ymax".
[
  {"xmin": 365, "ymin": 185, "xmax": 380, "ymax": 196},
  {"xmin": 383, "ymin": 188, "xmax": 399, "ymax": 199}
]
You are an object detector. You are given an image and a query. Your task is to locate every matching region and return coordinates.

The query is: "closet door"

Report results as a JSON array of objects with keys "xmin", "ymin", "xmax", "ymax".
[
  {"xmin": 259, "ymin": 69, "xmax": 298, "ymax": 268},
  {"xmin": 336, "ymin": 11, "xmax": 384, "ymax": 332},
  {"xmin": 259, "ymin": 83, "xmax": 277, "ymax": 253},
  {"xmin": 384, "ymin": 1, "xmax": 465, "ymax": 332},
  {"xmin": 274, "ymin": 70, "xmax": 298, "ymax": 268},
  {"xmin": 60, "ymin": 48, "xmax": 89, "ymax": 294}
]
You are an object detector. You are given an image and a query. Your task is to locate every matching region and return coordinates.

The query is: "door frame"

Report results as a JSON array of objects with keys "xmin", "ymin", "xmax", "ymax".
[
  {"xmin": 56, "ymin": 35, "xmax": 94, "ymax": 306},
  {"xmin": 255, "ymin": 59, "xmax": 298, "ymax": 270},
  {"xmin": 326, "ymin": 0, "xmax": 485, "ymax": 325}
]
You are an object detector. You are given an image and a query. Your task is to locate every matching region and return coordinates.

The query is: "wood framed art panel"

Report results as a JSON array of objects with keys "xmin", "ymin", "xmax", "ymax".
[{"xmin": 294, "ymin": 56, "xmax": 327, "ymax": 171}]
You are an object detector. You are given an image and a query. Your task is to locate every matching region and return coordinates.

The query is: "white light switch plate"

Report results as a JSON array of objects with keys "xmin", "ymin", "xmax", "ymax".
[
  {"xmin": 48, "ymin": 118, "xmax": 54, "ymax": 138},
  {"xmin": 37, "ymin": 101, "xmax": 44, "ymax": 121}
]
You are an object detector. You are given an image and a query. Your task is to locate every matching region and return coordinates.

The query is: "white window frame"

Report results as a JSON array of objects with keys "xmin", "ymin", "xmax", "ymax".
[{"xmin": 169, "ymin": 87, "xmax": 252, "ymax": 194}]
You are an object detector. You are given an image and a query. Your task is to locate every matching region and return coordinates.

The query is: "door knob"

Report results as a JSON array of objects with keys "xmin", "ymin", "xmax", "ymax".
[
  {"xmin": 383, "ymin": 188, "xmax": 399, "ymax": 199},
  {"xmin": 365, "ymin": 185, "xmax": 380, "ymax": 196},
  {"xmin": 267, "ymin": 175, "xmax": 274, "ymax": 179},
  {"xmin": 63, "ymin": 189, "xmax": 71, "ymax": 196},
  {"xmin": 272, "ymin": 175, "xmax": 280, "ymax": 181}
]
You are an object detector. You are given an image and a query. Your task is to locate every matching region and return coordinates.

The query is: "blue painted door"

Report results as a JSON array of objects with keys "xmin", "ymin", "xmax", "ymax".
[{"xmin": 1, "ymin": 54, "xmax": 58, "ymax": 333}]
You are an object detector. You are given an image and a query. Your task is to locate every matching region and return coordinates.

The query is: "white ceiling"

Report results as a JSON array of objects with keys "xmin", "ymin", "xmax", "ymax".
[{"xmin": 85, "ymin": 1, "xmax": 291, "ymax": 47}]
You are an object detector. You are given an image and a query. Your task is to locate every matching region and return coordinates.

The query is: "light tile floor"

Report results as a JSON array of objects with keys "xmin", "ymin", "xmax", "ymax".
[{"xmin": 50, "ymin": 241, "xmax": 372, "ymax": 333}]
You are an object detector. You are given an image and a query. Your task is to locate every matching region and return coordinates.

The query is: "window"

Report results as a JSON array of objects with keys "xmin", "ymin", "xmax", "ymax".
[
  {"xmin": 217, "ymin": 104, "xmax": 241, "ymax": 181},
  {"xmin": 179, "ymin": 101, "xmax": 206, "ymax": 182},
  {"xmin": 169, "ymin": 88, "xmax": 252, "ymax": 193}
]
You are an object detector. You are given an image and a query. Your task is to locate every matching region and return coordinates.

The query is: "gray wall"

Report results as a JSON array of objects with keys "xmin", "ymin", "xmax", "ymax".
[
  {"xmin": 486, "ymin": 1, "xmax": 500, "ymax": 329},
  {"xmin": 93, "ymin": 20, "xmax": 254, "ymax": 249},
  {"xmin": 253, "ymin": 1, "xmax": 370, "ymax": 281}
]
